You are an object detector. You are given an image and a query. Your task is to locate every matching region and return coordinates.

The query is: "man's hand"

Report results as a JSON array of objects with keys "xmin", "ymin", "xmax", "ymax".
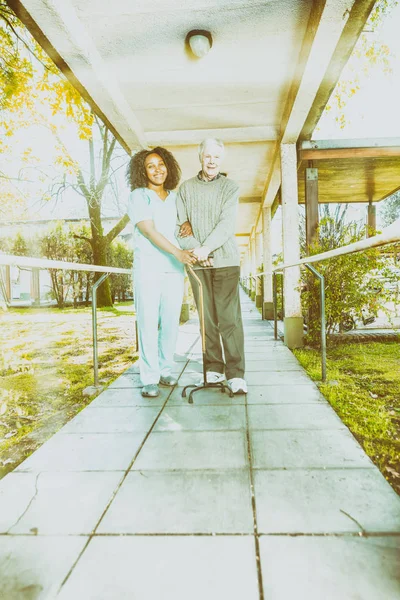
[
  {"xmin": 179, "ymin": 221, "xmax": 193, "ymax": 238},
  {"xmin": 198, "ymin": 256, "xmax": 214, "ymax": 268},
  {"xmin": 193, "ymin": 246, "xmax": 210, "ymax": 262}
]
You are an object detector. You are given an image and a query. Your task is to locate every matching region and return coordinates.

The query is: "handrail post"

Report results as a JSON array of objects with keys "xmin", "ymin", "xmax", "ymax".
[
  {"xmin": 305, "ymin": 263, "xmax": 327, "ymax": 382},
  {"xmin": 92, "ymin": 273, "xmax": 110, "ymax": 388}
]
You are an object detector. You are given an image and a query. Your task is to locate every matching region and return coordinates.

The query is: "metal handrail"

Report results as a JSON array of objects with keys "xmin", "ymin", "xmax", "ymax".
[
  {"xmin": 0, "ymin": 253, "xmax": 130, "ymax": 275},
  {"xmin": 257, "ymin": 218, "xmax": 400, "ymax": 277},
  {"xmin": 0, "ymin": 253, "xmax": 133, "ymax": 390},
  {"xmin": 250, "ymin": 219, "xmax": 400, "ymax": 381}
]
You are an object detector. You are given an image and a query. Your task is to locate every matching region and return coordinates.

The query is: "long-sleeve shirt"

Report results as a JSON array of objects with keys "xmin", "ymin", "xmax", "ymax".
[{"xmin": 176, "ymin": 174, "xmax": 241, "ymax": 269}]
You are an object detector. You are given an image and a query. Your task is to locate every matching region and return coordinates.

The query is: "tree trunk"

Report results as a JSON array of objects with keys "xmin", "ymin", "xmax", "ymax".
[{"xmin": 92, "ymin": 235, "xmax": 112, "ymax": 307}]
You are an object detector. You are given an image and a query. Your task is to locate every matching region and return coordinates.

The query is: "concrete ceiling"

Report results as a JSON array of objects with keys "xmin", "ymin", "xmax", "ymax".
[{"xmin": 9, "ymin": 0, "xmax": 379, "ymax": 244}]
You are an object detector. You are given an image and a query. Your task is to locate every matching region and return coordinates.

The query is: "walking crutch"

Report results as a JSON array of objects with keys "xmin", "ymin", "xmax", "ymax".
[{"xmin": 182, "ymin": 265, "xmax": 233, "ymax": 404}]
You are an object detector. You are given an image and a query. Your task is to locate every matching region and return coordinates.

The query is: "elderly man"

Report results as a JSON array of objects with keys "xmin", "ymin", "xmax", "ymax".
[{"xmin": 176, "ymin": 138, "xmax": 247, "ymax": 394}]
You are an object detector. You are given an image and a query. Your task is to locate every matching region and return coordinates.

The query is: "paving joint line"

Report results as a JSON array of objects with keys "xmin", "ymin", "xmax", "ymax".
[
  {"xmin": 57, "ymin": 355, "xmax": 193, "ymax": 593},
  {"xmin": 244, "ymin": 392, "xmax": 265, "ymax": 600},
  {"xmin": 2, "ymin": 531, "xmax": 400, "ymax": 538}
]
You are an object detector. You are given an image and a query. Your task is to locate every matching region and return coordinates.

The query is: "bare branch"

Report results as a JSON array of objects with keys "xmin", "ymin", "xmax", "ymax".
[
  {"xmin": 105, "ymin": 214, "xmax": 130, "ymax": 243},
  {"xmin": 73, "ymin": 234, "xmax": 93, "ymax": 246}
]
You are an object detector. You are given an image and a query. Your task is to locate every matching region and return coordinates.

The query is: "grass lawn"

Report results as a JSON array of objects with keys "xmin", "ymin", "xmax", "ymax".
[
  {"xmin": 0, "ymin": 302, "xmax": 137, "ymax": 477},
  {"xmin": 294, "ymin": 341, "xmax": 400, "ymax": 494}
]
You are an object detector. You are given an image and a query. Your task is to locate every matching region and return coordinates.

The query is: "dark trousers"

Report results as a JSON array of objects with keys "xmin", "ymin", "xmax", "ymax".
[{"xmin": 188, "ymin": 266, "xmax": 245, "ymax": 379}]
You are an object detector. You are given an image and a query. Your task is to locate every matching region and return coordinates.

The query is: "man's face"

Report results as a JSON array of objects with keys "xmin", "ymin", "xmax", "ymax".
[{"xmin": 200, "ymin": 143, "xmax": 223, "ymax": 179}]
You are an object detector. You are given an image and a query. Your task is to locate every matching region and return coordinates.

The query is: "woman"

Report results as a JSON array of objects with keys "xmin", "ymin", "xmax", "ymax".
[{"xmin": 127, "ymin": 147, "xmax": 196, "ymax": 397}]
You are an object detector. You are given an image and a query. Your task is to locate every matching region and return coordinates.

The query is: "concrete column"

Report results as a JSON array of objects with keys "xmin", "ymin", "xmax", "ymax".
[
  {"xmin": 250, "ymin": 231, "xmax": 257, "ymax": 302},
  {"xmin": 4, "ymin": 266, "xmax": 11, "ymax": 303},
  {"xmin": 367, "ymin": 201, "xmax": 376, "ymax": 237},
  {"xmin": 180, "ymin": 276, "xmax": 191, "ymax": 323},
  {"xmin": 244, "ymin": 246, "xmax": 250, "ymax": 295},
  {"xmin": 262, "ymin": 206, "xmax": 274, "ymax": 319},
  {"xmin": 280, "ymin": 143, "xmax": 303, "ymax": 348},
  {"xmin": 305, "ymin": 167, "xmax": 319, "ymax": 251},
  {"xmin": 31, "ymin": 268, "xmax": 40, "ymax": 306},
  {"xmin": 255, "ymin": 230, "xmax": 263, "ymax": 308}
]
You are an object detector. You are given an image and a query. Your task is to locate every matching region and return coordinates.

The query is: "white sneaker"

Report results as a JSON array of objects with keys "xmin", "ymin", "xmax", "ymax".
[
  {"xmin": 206, "ymin": 371, "xmax": 225, "ymax": 384},
  {"xmin": 227, "ymin": 378, "xmax": 247, "ymax": 395},
  {"xmin": 195, "ymin": 371, "xmax": 225, "ymax": 385}
]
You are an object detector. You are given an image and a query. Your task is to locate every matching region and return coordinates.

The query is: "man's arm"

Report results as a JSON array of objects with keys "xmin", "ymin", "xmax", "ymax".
[
  {"xmin": 175, "ymin": 187, "xmax": 201, "ymax": 250},
  {"xmin": 201, "ymin": 183, "xmax": 239, "ymax": 252}
]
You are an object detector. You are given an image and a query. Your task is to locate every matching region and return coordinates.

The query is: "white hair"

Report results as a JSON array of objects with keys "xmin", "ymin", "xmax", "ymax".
[{"xmin": 198, "ymin": 138, "xmax": 225, "ymax": 159}]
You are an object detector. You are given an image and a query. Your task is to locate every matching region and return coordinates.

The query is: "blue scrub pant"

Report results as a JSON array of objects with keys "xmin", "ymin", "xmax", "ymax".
[{"xmin": 134, "ymin": 269, "xmax": 184, "ymax": 386}]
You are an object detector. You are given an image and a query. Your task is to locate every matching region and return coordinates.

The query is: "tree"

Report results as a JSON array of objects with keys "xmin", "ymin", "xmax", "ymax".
[
  {"xmin": 50, "ymin": 116, "xmax": 130, "ymax": 306},
  {"xmin": 69, "ymin": 223, "xmax": 94, "ymax": 307},
  {"xmin": 322, "ymin": 0, "xmax": 398, "ymax": 129},
  {"xmin": 1, "ymin": 2, "xmax": 130, "ymax": 306},
  {"xmin": 300, "ymin": 207, "xmax": 390, "ymax": 345},
  {"xmin": 11, "ymin": 231, "xmax": 28, "ymax": 256},
  {"xmin": 109, "ymin": 239, "xmax": 133, "ymax": 303},
  {"xmin": 39, "ymin": 223, "xmax": 74, "ymax": 308},
  {"xmin": 380, "ymin": 190, "xmax": 400, "ymax": 226}
]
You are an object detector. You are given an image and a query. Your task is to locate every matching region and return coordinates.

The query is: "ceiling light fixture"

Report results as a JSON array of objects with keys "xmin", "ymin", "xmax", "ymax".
[{"xmin": 186, "ymin": 30, "xmax": 213, "ymax": 58}]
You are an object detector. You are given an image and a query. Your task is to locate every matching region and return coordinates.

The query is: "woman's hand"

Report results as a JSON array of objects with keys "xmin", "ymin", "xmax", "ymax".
[
  {"xmin": 174, "ymin": 249, "xmax": 197, "ymax": 265},
  {"xmin": 179, "ymin": 221, "xmax": 193, "ymax": 238}
]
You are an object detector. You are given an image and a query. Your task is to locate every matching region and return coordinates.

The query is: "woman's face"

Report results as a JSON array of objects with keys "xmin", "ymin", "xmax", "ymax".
[{"xmin": 144, "ymin": 153, "xmax": 167, "ymax": 186}]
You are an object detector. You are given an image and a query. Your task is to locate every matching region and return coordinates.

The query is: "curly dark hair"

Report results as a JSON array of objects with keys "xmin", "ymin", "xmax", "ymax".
[{"xmin": 126, "ymin": 147, "xmax": 181, "ymax": 191}]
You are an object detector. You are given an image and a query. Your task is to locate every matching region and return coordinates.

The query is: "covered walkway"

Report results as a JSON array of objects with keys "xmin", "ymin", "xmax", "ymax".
[{"xmin": 1, "ymin": 292, "xmax": 399, "ymax": 599}]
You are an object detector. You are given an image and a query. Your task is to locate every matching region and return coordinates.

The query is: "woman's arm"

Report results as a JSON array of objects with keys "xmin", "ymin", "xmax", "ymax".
[{"xmin": 137, "ymin": 220, "xmax": 196, "ymax": 265}]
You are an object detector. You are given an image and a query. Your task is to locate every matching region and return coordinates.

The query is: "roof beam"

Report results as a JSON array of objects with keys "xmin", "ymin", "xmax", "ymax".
[
  {"xmin": 145, "ymin": 127, "xmax": 278, "ymax": 147},
  {"xmin": 282, "ymin": 0, "xmax": 359, "ymax": 143},
  {"xmin": 301, "ymin": 137, "xmax": 400, "ymax": 150},
  {"xmin": 301, "ymin": 0, "xmax": 377, "ymax": 140},
  {"xmin": 8, "ymin": 0, "xmax": 148, "ymax": 152},
  {"xmin": 259, "ymin": 0, "xmax": 373, "ymax": 229},
  {"xmin": 300, "ymin": 146, "xmax": 400, "ymax": 160}
]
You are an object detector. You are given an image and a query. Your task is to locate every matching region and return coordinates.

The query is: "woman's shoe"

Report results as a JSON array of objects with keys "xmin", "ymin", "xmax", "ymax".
[
  {"xmin": 159, "ymin": 375, "xmax": 178, "ymax": 387},
  {"xmin": 141, "ymin": 384, "xmax": 160, "ymax": 397}
]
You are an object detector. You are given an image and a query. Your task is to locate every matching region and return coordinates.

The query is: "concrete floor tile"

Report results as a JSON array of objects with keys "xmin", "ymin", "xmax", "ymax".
[
  {"xmin": 254, "ymin": 469, "xmax": 400, "ymax": 534},
  {"xmin": 132, "ymin": 431, "xmax": 248, "ymax": 470},
  {"xmin": 245, "ymin": 352, "xmax": 292, "ymax": 360},
  {"xmin": 61, "ymin": 407, "xmax": 160, "ymax": 433},
  {"xmin": 108, "ymin": 373, "xmax": 142, "ymax": 388},
  {"xmin": 168, "ymin": 386, "xmax": 244, "ymax": 406},
  {"xmin": 251, "ymin": 430, "xmax": 373, "ymax": 469},
  {"xmin": 90, "ymin": 386, "xmax": 169, "ymax": 407},
  {"xmin": 248, "ymin": 404, "xmax": 345, "ymax": 430},
  {"xmin": 154, "ymin": 405, "xmax": 246, "ymax": 431},
  {"xmin": 0, "ymin": 472, "xmax": 38, "ymax": 533},
  {"xmin": 16, "ymin": 433, "xmax": 146, "ymax": 472},
  {"xmin": 246, "ymin": 370, "xmax": 312, "ymax": 386},
  {"xmin": 177, "ymin": 371, "xmax": 210, "ymax": 386},
  {"xmin": 259, "ymin": 536, "xmax": 400, "ymax": 600},
  {"xmin": 58, "ymin": 536, "xmax": 260, "ymax": 600},
  {"xmin": 98, "ymin": 470, "xmax": 253, "ymax": 534},
  {"xmin": 0, "ymin": 536, "xmax": 87, "ymax": 600},
  {"xmin": 246, "ymin": 385, "xmax": 325, "ymax": 404},
  {"xmin": 1, "ymin": 472, "xmax": 122, "ymax": 535},
  {"xmin": 245, "ymin": 360, "xmax": 303, "ymax": 371}
]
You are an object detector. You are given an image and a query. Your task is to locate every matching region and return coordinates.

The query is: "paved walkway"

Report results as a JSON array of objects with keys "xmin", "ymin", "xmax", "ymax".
[{"xmin": 1, "ymin": 292, "xmax": 400, "ymax": 599}]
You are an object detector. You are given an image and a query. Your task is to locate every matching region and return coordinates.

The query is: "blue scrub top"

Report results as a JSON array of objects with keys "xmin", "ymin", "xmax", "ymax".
[{"xmin": 128, "ymin": 187, "xmax": 184, "ymax": 274}]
